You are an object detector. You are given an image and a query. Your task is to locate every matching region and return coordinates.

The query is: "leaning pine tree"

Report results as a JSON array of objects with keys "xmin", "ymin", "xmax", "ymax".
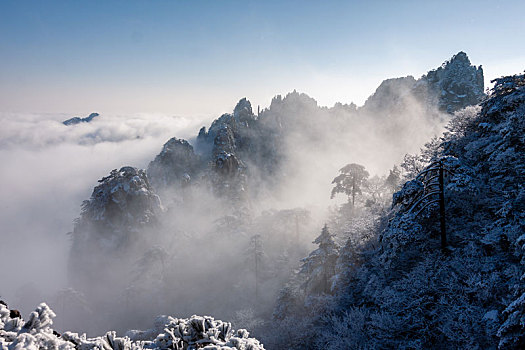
[{"xmin": 300, "ymin": 225, "xmax": 339, "ymax": 296}]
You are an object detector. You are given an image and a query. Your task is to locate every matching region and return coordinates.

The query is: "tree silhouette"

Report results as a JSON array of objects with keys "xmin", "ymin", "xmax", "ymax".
[{"xmin": 331, "ymin": 163, "xmax": 370, "ymax": 209}]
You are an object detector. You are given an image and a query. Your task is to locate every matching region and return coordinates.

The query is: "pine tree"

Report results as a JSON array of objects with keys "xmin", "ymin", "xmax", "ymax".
[
  {"xmin": 331, "ymin": 164, "xmax": 370, "ymax": 210},
  {"xmin": 300, "ymin": 225, "xmax": 339, "ymax": 295}
]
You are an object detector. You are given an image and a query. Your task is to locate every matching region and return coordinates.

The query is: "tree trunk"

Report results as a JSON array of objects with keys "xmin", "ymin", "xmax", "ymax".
[{"xmin": 439, "ymin": 162, "xmax": 447, "ymax": 250}]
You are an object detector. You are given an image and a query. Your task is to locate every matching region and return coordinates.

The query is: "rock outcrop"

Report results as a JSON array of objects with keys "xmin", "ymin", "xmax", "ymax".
[
  {"xmin": 147, "ymin": 138, "xmax": 201, "ymax": 191},
  {"xmin": 68, "ymin": 166, "xmax": 162, "ymax": 294},
  {"xmin": 363, "ymin": 51, "xmax": 484, "ymax": 115},
  {"xmin": 421, "ymin": 51, "xmax": 485, "ymax": 113},
  {"xmin": 63, "ymin": 112, "xmax": 100, "ymax": 126}
]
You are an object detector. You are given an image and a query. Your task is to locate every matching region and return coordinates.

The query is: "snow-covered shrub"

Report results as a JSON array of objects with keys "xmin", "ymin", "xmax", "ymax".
[{"xmin": 0, "ymin": 302, "xmax": 265, "ymax": 350}]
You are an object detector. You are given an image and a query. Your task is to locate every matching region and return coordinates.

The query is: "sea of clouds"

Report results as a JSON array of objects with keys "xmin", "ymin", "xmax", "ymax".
[{"xmin": 0, "ymin": 111, "xmax": 209, "ymax": 312}]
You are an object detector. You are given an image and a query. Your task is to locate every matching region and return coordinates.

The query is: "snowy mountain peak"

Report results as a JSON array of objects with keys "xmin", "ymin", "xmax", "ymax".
[{"xmin": 422, "ymin": 51, "xmax": 484, "ymax": 113}]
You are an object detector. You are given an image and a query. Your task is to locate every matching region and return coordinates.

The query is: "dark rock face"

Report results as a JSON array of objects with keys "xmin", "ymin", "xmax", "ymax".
[
  {"xmin": 363, "ymin": 52, "xmax": 484, "ymax": 115},
  {"xmin": 192, "ymin": 98, "xmax": 257, "ymax": 200},
  {"xmin": 9, "ymin": 310, "xmax": 21, "ymax": 319},
  {"xmin": 421, "ymin": 51, "xmax": 485, "ymax": 113},
  {"xmin": 233, "ymin": 97, "xmax": 254, "ymax": 122},
  {"xmin": 147, "ymin": 138, "xmax": 201, "ymax": 191},
  {"xmin": 213, "ymin": 124, "xmax": 237, "ymax": 158},
  {"xmin": 63, "ymin": 112, "xmax": 100, "ymax": 126}
]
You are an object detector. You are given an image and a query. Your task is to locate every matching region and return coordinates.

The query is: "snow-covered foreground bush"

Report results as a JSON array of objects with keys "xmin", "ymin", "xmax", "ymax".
[{"xmin": 0, "ymin": 302, "xmax": 264, "ymax": 349}]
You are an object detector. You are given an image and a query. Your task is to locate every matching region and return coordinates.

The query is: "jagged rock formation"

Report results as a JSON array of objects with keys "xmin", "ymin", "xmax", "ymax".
[
  {"xmin": 63, "ymin": 112, "xmax": 100, "ymax": 126},
  {"xmin": 143, "ymin": 52, "xmax": 483, "ymax": 207},
  {"xmin": 363, "ymin": 51, "xmax": 484, "ymax": 115},
  {"xmin": 421, "ymin": 51, "xmax": 485, "ymax": 113},
  {"xmin": 194, "ymin": 98, "xmax": 258, "ymax": 200},
  {"xmin": 72, "ymin": 166, "xmax": 161, "ymax": 242},
  {"xmin": 147, "ymin": 138, "xmax": 201, "ymax": 192},
  {"xmin": 67, "ymin": 51, "xmax": 486, "ymax": 279},
  {"xmin": 0, "ymin": 302, "xmax": 265, "ymax": 349},
  {"xmin": 68, "ymin": 166, "xmax": 162, "ymax": 294},
  {"xmin": 197, "ymin": 98, "xmax": 257, "ymax": 156}
]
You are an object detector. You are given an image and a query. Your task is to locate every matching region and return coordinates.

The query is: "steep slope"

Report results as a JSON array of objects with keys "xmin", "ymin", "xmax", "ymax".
[{"xmin": 304, "ymin": 73, "xmax": 524, "ymax": 349}]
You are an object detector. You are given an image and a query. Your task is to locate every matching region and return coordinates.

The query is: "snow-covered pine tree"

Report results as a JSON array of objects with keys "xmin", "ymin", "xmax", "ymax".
[{"xmin": 300, "ymin": 225, "xmax": 339, "ymax": 295}]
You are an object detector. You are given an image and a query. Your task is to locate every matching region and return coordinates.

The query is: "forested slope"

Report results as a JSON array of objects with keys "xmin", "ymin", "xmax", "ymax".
[{"xmin": 270, "ymin": 73, "xmax": 524, "ymax": 349}]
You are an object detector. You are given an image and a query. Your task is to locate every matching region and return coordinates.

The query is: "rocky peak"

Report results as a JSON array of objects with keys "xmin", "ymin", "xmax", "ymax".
[
  {"xmin": 422, "ymin": 51, "xmax": 484, "ymax": 113},
  {"xmin": 210, "ymin": 123, "xmax": 247, "ymax": 199},
  {"xmin": 78, "ymin": 166, "xmax": 162, "ymax": 234},
  {"xmin": 213, "ymin": 125, "xmax": 237, "ymax": 157},
  {"xmin": 233, "ymin": 97, "xmax": 255, "ymax": 122},
  {"xmin": 147, "ymin": 138, "xmax": 201, "ymax": 190},
  {"xmin": 361, "ymin": 52, "xmax": 484, "ymax": 115}
]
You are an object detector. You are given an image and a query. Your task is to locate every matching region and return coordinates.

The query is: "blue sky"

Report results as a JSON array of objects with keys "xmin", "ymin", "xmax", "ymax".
[{"xmin": 1, "ymin": 0, "xmax": 524, "ymax": 116}]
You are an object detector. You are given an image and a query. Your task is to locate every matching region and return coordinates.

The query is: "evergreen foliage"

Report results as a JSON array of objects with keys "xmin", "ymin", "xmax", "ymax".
[
  {"xmin": 300, "ymin": 225, "xmax": 339, "ymax": 296},
  {"xmin": 270, "ymin": 72, "xmax": 524, "ymax": 349},
  {"xmin": 331, "ymin": 163, "xmax": 370, "ymax": 209}
]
